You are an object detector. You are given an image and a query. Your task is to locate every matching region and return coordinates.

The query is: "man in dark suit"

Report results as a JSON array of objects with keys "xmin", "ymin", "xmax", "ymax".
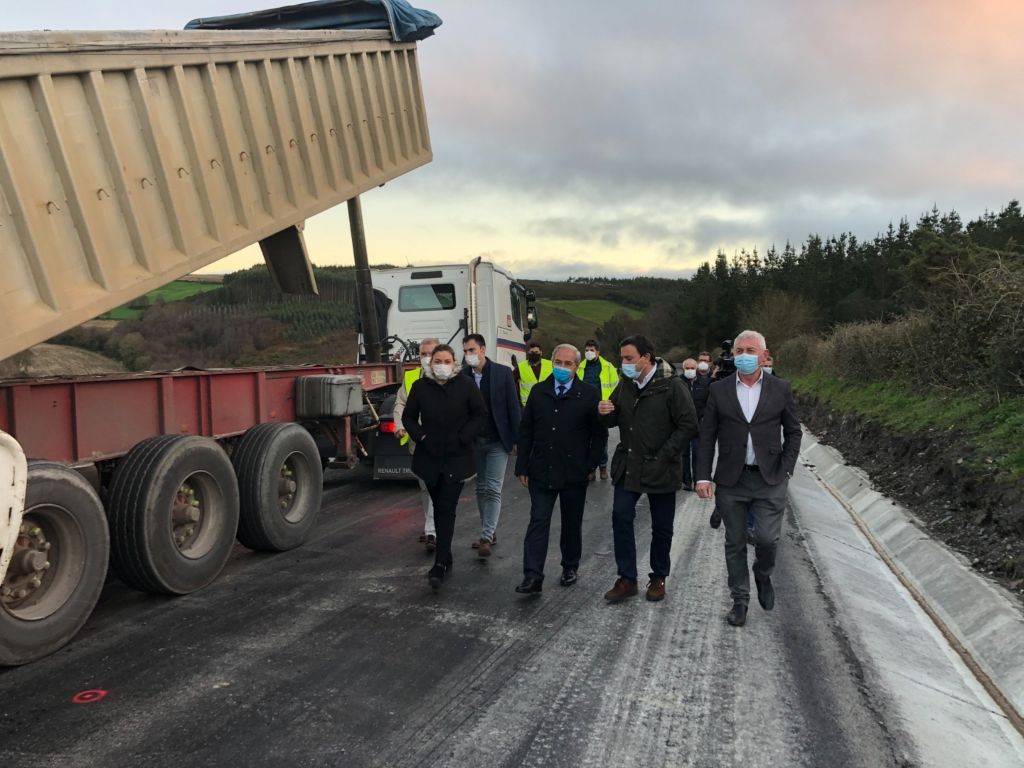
[
  {"xmin": 696, "ymin": 329, "xmax": 801, "ymax": 627},
  {"xmin": 514, "ymin": 344, "xmax": 607, "ymax": 593},
  {"xmin": 462, "ymin": 334, "xmax": 521, "ymax": 557}
]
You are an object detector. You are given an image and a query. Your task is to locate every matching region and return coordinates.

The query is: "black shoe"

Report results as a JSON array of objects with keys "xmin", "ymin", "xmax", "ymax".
[
  {"xmin": 727, "ymin": 602, "xmax": 747, "ymax": 626},
  {"xmin": 515, "ymin": 578, "xmax": 543, "ymax": 594},
  {"xmin": 559, "ymin": 569, "xmax": 578, "ymax": 587},
  {"xmin": 756, "ymin": 576, "xmax": 775, "ymax": 611},
  {"xmin": 428, "ymin": 564, "xmax": 446, "ymax": 591},
  {"xmin": 709, "ymin": 507, "xmax": 722, "ymax": 529}
]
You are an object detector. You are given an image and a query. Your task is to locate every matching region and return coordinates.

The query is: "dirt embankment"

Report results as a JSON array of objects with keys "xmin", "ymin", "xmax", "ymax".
[
  {"xmin": 0, "ymin": 343, "xmax": 126, "ymax": 379},
  {"xmin": 797, "ymin": 393, "xmax": 1024, "ymax": 594}
]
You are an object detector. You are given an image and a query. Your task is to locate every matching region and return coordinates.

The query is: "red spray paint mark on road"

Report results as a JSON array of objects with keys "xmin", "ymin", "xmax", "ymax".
[{"xmin": 72, "ymin": 689, "xmax": 108, "ymax": 705}]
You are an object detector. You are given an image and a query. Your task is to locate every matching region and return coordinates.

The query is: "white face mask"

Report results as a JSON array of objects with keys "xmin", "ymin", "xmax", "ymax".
[
  {"xmin": 584, "ymin": 350, "xmax": 597, "ymax": 361},
  {"xmin": 432, "ymin": 363, "xmax": 454, "ymax": 381},
  {"xmin": 683, "ymin": 369, "xmax": 697, "ymax": 379},
  {"xmin": 420, "ymin": 356, "xmax": 432, "ymax": 372},
  {"xmin": 762, "ymin": 366, "xmax": 773, "ymax": 375},
  {"xmin": 464, "ymin": 353, "xmax": 481, "ymax": 368},
  {"xmin": 697, "ymin": 361, "xmax": 710, "ymax": 373}
]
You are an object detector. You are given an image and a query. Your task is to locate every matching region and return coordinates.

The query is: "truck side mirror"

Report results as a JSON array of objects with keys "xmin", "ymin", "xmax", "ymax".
[{"xmin": 526, "ymin": 305, "xmax": 538, "ymax": 330}]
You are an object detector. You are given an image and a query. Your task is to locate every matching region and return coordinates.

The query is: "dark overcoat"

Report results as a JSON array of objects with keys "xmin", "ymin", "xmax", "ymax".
[
  {"xmin": 600, "ymin": 359, "xmax": 698, "ymax": 494},
  {"xmin": 515, "ymin": 378, "xmax": 607, "ymax": 490},
  {"xmin": 402, "ymin": 373, "xmax": 486, "ymax": 484}
]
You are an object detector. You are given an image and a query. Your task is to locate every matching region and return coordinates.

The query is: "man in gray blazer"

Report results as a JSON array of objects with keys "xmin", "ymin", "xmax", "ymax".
[{"xmin": 696, "ymin": 329, "xmax": 801, "ymax": 627}]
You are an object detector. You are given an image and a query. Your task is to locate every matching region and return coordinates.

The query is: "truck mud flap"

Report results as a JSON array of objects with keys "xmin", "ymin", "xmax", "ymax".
[
  {"xmin": 0, "ymin": 432, "xmax": 28, "ymax": 586},
  {"xmin": 373, "ymin": 454, "xmax": 415, "ymax": 481}
]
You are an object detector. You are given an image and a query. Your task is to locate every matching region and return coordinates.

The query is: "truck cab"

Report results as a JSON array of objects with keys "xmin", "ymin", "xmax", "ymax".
[
  {"xmin": 358, "ymin": 258, "xmax": 538, "ymax": 368},
  {"xmin": 359, "ymin": 258, "xmax": 538, "ymax": 480}
]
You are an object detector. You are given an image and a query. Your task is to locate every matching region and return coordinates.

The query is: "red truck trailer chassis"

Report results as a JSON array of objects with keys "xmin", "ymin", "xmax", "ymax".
[{"xmin": 0, "ymin": 362, "xmax": 403, "ymax": 664}]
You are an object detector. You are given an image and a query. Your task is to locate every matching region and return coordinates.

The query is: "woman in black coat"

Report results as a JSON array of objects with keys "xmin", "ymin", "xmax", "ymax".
[{"xmin": 402, "ymin": 344, "xmax": 487, "ymax": 590}]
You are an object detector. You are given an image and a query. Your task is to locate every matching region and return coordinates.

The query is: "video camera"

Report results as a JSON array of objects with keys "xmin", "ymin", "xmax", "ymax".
[{"xmin": 715, "ymin": 338, "xmax": 736, "ymax": 379}]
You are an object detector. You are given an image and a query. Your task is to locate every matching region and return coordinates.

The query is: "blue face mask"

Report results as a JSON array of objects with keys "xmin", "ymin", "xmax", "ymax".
[
  {"xmin": 551, "ymin": 366, "xmax": 573, "ymax": 384},
  {"xmin": 735, "ymin": 354, "xmax": 760, "ymax": 375},
  {"xmin": 621, "ymin": 363, "xmax": 639, "ymax": 380}
]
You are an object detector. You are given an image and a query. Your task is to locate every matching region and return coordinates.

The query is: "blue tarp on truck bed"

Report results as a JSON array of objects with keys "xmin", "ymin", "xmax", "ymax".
[{"xmin": 185, "ymin": 0, "xmax": 441, "ymax": 42}]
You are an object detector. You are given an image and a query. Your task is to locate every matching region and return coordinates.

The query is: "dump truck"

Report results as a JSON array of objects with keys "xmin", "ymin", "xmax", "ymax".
[{"xmin": 0, "ymin": 9, "xmax": 437, "ymax": 664}]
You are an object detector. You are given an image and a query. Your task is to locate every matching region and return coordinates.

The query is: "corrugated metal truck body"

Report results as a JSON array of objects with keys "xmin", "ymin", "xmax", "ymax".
[{"xmin": 0, "ymin": 29, "xmax": 431, "ymax": 361}]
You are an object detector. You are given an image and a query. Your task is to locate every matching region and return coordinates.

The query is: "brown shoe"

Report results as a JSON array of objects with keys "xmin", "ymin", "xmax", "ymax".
[
  {"xmin": 588, "ymin": 471, "xmax": 596, "ymax": 482},
  {"xmin": 604, "ymin": 577, "xmax": 638, "ymax": 603},
  {"xmin": 646, "ymin": 576, "xmax": 666, "ymax": 602},
  {"xmin": 478, "ymin": 538, "xmax": 492, "ymax": 557},
  {"xmin": 600, "ymin": 467, "xmax": 609, "ymax": 480}
]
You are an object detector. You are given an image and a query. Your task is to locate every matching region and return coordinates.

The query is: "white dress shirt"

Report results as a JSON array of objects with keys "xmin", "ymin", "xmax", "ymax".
[
  {"xmin": 735, "ymin": 370, "xmax": 764, "ymax": 465},
  {"xmin": 636, "ymin": 364, "xmax": 657, "ymax": 390}
]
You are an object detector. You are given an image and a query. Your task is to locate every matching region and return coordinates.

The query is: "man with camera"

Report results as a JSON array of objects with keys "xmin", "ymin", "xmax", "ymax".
[
  {"xmin": 696, "ymin": 330, "xmax": 801, "ymax": 628},
  {"xmin": 712, "ymin": 338, "xmax": 737, "ymax": 381}
]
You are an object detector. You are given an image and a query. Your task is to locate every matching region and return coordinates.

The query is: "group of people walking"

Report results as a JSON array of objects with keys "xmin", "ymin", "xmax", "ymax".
[{"xmin": 395, "ymin": 329, "xmax": 801, "ymax": 626}]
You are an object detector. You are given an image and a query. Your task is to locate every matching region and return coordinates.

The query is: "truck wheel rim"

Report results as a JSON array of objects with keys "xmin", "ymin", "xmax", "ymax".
[
  {"xmin": 171, "ymin": 472, "xmax": 222, "ymax": 560},
  {"xmin": 278, "ymin": 452, "xmax": 310, "ymax": 524},
  {"xmin": 0, "ymin": 503, "xmax": 85, "ymax": 621}
]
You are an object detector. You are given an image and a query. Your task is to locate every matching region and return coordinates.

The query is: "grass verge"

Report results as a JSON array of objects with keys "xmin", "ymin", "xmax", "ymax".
[
  {"xmin": 539, "ymin": 299, "xmax": 642, "ymax": 325},
  {"xmin": 791, "ymin": 373, "xmax": 1024, "ymax": 480}
]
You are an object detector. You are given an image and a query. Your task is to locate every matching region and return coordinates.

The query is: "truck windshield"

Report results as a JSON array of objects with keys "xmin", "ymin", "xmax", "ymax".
[{"xmin": 398, "ymin": 284, "xmax": 456, "ymax": 312}]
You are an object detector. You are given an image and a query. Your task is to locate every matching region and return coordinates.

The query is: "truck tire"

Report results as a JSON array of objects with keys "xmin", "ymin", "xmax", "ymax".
[
  {"xmin": 107, "ymin": 436, "xmax": 239, "ymax": 595},
  {"xmin": 0, "ymin": 463, "xmax": 109, "ymax": 666},
  {"xmin": 232, "ymin": 423, "xmax": 323, "ymax": 551}
]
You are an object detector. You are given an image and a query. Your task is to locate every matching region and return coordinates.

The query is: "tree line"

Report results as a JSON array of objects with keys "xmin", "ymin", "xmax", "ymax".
[{"xmin": 582, "ymin": 201, "xmax": 1023, "ymax": 396}]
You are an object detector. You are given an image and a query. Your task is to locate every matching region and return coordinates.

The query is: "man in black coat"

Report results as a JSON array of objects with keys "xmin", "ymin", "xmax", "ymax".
[
  {"xmin": 514, "ymin": 344, "xmax": 607, "ymax": 594},
  {"xmin": 696, "ymin": 330, "xmax": 801, "ymax": 627},
  {"xmin": 598, "ymin": 335, "xmax": 698, "ymax": 603}
]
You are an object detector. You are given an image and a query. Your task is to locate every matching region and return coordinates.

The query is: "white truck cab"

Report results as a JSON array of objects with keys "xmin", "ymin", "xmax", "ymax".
[{"xmin": 359, "ymin": 258, "xmax": 538, "ymax": 367}]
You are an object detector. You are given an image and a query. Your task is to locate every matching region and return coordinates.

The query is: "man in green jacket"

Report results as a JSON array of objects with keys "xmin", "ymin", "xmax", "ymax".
[{"xmin": 598, "ymin": 335, "xmax": 698, "ymax": 603}]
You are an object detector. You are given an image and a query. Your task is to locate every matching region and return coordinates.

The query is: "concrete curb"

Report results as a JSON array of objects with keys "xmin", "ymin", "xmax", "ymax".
[{"xmin": 799, "ymin": 428, "xmax": 1024, "ymax": 720}]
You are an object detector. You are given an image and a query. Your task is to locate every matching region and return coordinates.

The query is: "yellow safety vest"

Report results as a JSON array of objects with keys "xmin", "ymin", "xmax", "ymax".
[
  {"xmin": 577, "ymin": 356, "xmax": 619, "ymax": 400},
  {"xmin": 398, "ymin": 367, "xmax": 423, "ymax": 446},
  {"xmin": 517, "ymin": 359, "xmax": 553, "ymax": 406}
]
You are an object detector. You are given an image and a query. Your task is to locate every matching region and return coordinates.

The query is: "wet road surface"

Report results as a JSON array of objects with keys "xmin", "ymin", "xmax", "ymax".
[{"xmin": 1, "ymin": 463, "xmax": 908, "ymax": 767}]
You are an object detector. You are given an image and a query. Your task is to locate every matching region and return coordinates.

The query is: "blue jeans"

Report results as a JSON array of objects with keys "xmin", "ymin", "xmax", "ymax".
[
  {"xmin": 611, "ymin": 484, "xmax": 677, "ymax": 581},
  {"xmin": 474, "ymin": 438, "xmax": 510, "ymax": 541}
]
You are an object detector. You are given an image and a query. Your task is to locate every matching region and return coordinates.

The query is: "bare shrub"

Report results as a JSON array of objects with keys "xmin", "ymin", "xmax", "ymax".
[
  {"xmin": 826, "ymin": 315, "xmax": 934, "ymax": 385},
  {"xmin": 739, "ymin": 290, "xmax": 818, "ymax": 348},
  {"xmin": 929, "ymin": 256, "xmax": 1024, "ymax": 394},
  {"xmin": 776, "ymin": 335, "xmax": 827, "ymax": 376}
]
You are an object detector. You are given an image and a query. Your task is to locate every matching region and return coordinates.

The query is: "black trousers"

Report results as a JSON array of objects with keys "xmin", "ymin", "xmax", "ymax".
[
  {"xmin": 425, "ymin": 478, "xmax": 465, "ymax": 568},
  {"xmin": 522, "ymin": 482, "xmax": 587, "ymax": 581},
  {"xmin": 716, "ymin": 470, "xmax": 787, "ymax": 604}
]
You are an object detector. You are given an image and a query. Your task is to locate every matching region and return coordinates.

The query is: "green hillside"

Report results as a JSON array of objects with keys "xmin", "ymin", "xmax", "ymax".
[
  {"xmin": 540, "ymin": 299, "xmax": 642, "ymax": 325},
  {"xmin": 529, "ymin": 303, "xmax": 602, "ymax": 352},
  {"xmin": 104, "ymin": 280, "xmax": 221, "ymax": 320}
]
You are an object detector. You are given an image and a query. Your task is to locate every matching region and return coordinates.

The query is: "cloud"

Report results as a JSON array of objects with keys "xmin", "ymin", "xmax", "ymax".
[{"xmin": 16, "ymin": 0, "xmax": 1022, "ymax": 281}]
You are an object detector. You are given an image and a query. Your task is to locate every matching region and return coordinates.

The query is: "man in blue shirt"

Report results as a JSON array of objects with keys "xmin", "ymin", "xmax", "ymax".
[{"xmin": 515, "ymin": 344, "xmax": 606, "ymax": 593}]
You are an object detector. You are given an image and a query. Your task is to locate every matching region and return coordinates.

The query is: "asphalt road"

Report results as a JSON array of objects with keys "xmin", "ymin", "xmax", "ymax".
[{"xmin": 0, "ymin": 461, "xmax": 907, "ymax": 767}]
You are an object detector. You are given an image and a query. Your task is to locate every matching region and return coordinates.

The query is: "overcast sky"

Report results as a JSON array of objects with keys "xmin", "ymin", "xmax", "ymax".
[{"xmin": 6, "ymin": 1, "xmax": 1023, "ymax": 279}]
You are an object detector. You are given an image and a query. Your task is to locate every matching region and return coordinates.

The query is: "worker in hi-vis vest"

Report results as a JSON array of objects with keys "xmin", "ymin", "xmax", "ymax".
[
  {"xmin": 577, "ymin": 339, "xmax": 619, "ymax": 480},
  {"xmin": 514, "ymin": 340, "xmax": 553, "ymax": 406},
  {"xmin": 393, "ymin": 337, "xmax": 440, "ymax": 551}
]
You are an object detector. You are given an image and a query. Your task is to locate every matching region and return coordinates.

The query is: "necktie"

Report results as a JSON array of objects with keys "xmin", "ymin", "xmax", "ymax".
[{"xmin": 557, "ymin": 385, "xmax": 566, "ymax": 398}]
